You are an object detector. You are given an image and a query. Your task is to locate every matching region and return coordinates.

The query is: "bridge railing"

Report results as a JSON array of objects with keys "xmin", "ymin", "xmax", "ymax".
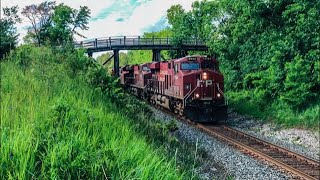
[{"xmin": 75, "ymin": 36, "xmax": 206, "ymax": 49}]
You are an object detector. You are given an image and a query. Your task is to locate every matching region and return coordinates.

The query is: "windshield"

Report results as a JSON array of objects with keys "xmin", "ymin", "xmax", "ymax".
[
  {"xmin": 181, "ymin": 62, "xmax": 200, "ymax": 70},
  {"xmin": 142, "ymin": 66, "xmax": 150, "ymax": 71}
]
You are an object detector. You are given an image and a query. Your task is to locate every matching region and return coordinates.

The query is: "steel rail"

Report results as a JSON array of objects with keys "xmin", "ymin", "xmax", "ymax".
[
  {"xmin": 222, "ymin": 126, "xmax": 319, "ymax": 166},
  {"xmin": 196, "ymin": 124, "xmax": 319, "ymax": 180}
]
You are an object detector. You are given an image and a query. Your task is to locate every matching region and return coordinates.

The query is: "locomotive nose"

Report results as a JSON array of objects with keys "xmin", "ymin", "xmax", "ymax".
[{"xmin": 195, "ymin": 71, "xmax": 223, "ymax": 100}]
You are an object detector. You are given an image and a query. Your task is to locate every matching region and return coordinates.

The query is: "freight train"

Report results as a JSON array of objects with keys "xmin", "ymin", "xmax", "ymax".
[{"xmin": 120, "ymin": 55, "xmax": 227, "ymax": 122}]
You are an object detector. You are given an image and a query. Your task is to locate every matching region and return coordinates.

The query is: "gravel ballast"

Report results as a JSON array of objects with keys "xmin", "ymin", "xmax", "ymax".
[
  {"xmin": 151, "ymin": 107, "xmax": 292, "ymax": 180},
  {"xmin": 228, "ymin": 111, "xmax": 320, "ymax": 161}
]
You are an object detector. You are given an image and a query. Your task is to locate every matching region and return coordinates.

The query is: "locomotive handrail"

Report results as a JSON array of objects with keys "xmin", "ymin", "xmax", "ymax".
[
  {"xmin": 217, "ymin": 83, "xmax": 228, "ymax": 105},
  {"xmin": 143, "ymin": 80, "xmax": 152, "ymax": 92},
  {"xmin": 183, "ymin": 85, "xmax": 198, "ymax": 107}
]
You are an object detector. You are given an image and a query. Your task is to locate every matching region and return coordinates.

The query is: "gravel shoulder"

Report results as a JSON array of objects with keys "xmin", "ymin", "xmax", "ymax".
[
  {"xmin": 151, "ymin": 107, "xmax": 292, "ymax": 180},
  {"xmin": 227, "ymin": 110, "xmax": 320, "ymax": 161}
]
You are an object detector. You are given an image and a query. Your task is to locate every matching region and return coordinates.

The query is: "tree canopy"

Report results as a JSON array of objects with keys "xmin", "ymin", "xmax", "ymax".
[
  {"xmin": 22, "ymin": 1, "xmax": 90, "ymax": 45},
  {"xmin": 0, "ymin": 6, "xmax": 21, "ymax": 58}
]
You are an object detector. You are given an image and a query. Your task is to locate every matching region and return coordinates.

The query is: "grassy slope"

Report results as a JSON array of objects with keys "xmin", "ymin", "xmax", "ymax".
[
  {"xmin": 227, "ymin": 90, "xmax": 320, "ymax": 129},
  {"xmin": 0, "ymin": 46, "xmax": 191, "ymax": 179}
]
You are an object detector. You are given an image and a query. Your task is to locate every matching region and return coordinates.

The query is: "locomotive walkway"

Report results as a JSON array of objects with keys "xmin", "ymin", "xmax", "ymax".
[{"xmin": 75, "ymin": 36, "xmax": 209, "ymax": 76}]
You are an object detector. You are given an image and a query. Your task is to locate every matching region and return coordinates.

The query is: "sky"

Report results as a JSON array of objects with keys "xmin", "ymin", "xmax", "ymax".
[{"xmin": 1, "ymin": 0, "xmax": 196, "ymax": 42}]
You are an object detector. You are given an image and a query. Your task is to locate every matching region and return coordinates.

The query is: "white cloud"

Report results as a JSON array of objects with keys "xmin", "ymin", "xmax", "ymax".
[
  {"xmin": 1, "ymin": 0, "xmax": 196, "ymax": 43},
  {"xmin": 126, "ymin": 0, "xmax": 194, "ymax": 35}
]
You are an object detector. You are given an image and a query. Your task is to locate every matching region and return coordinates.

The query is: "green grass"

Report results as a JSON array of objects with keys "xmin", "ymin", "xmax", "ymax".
[
  {"xmin": 0, "ymin": 46, "xmax": 194, "ymax": 179},
  {"xmin": 227, "ymin": 90, "xmax": 320, "ymax": 130}
]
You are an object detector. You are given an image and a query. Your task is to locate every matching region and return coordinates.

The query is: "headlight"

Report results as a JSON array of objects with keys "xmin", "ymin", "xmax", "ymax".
[
  {"xmin": 217, "ymin": 93, "xmax": 221, "ymax": 98},
  {"xmin": 203, "ymin": 72, "xmax": 208, "ymax": 80},
  {"xmin": 195, "ymin": 93, "xmax": 200, "ymax": 98}
]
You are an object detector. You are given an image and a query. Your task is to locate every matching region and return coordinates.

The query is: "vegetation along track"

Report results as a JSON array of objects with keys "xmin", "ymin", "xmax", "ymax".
[{"xmin": 196, "ymin": 124, "xmax": 320, "ymax": 180}]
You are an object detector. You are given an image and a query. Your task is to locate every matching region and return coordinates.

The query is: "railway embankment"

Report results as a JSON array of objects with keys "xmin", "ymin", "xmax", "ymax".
[{"xmin": 0, "ymin": 46, "xmax": 198, "ymax": 179}]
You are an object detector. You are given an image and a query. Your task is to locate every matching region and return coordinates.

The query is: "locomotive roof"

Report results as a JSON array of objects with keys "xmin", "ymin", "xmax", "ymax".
[{"xmin": 171, "ymin": 55, "xmax": 209, "ymax": 63}]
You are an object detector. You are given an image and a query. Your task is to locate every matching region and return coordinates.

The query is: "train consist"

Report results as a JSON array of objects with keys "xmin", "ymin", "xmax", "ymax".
[{"xmin": 120, "ymin": 55, "xmax": 227, "ymax": 122}]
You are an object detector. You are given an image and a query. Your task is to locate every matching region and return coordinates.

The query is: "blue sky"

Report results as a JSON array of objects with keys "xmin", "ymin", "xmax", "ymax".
[{"xmin": 2, "ymin": 0, "xmax": 196, "ymax": 42}]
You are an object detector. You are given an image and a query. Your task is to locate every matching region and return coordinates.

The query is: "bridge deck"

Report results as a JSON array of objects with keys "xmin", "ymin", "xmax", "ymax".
[{"xmin": 76, "ymin": 36, "xmax": 208, "ymax": 52}]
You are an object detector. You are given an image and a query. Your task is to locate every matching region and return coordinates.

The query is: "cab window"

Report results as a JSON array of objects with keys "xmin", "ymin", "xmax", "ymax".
[
  {"xmin": 181, "ymin": 62, "xmax": 200, "ymax": 70},
  {"xmin": 142, "ymin": 66, "xmax": 150, "ymax": 71}
]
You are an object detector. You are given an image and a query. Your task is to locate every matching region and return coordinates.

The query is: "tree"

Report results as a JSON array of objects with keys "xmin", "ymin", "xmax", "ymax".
[
  {"xmin": 0, "ymin": 6, "xmax": 21, "ymax": 58},
  {"xmin": 22, "ymin": 1, "xmax": 90, "ymax": 46},
  {"xmin": 167, "ymin": 4, "xmax": 185, "ymax": 26},
  {"xmin": 207, "ymin": 0, "xmax": 320, "ymax": 109},
  {"xmin": 21, "ymin": 1, "xmax": 56, "ymax": 45},
  {"xmin": 190, "ymin": 0, "xmax": 219, "ymax": 40},
  {"xmin": 167, "ymin": 1, "xmax": 218, "ymax": 58},
  {"xmin": 48, "ymin": 4, "xmax": 90, "ymax": 45}
]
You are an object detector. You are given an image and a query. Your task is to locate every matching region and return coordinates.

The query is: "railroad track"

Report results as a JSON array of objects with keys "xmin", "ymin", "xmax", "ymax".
[
  {"xmin": 196, "ymin": 124, "xmax": 320, "ymax": 180},
  {"xmin": 152, "ymin": 105, "xmax": 320, "ymax": 179}
]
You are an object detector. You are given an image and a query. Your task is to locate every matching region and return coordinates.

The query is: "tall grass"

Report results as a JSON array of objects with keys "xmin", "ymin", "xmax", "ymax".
[{"xmin": 0, "ymin": 46, "xmax": 192, "ymax": 179}]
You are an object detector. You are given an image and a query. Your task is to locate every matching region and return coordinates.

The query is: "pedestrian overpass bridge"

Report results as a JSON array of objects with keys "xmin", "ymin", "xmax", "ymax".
[{"xmin": 75, "ymin": 36, "xmax": 209, "ymax": 76}]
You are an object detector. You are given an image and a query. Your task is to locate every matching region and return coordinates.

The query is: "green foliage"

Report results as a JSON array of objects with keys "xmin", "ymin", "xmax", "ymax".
[
  {"xmin": 167, "ymin": 1, "xmax": 216, "ymax": 58},
  {"xmin": 21, "ymin": 1, "xmax": 56, "ymax": 45},
  {"xmin": 6, "ymin": 45, "xmax": 33, "ymax": 72},
  {"xmin": 21, "ymin": 1, "xmax": 90, "ymax": 46},
  {"xmin": 281, "ymin": 55, "xmax": 317, "ymax": 108},
  {"xmin": 48, "ymin": 4, "xmax": 91, "ymax": 45},
  {"xmin": 167, "ymin": 1, "xmax": 218, "ymax": 41},
  {"xmin": 0, "ymin": 46, "xmax": 194, "ymax": 179},
  {"xmin": 0, "ymin": 6, "xmax": 21, "ymax": 58},
  {"xmin": 209, "ymin": 0, "xmax": 320, "ymax": 109}
]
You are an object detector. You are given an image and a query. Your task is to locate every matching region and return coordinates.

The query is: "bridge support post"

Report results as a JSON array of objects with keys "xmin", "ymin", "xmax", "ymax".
[
  {"xmin": 152, "ymin": 49, "xmax": 161, "ymax": 62},
  {"xmin": 113, "ymin": 50, "xmax": 120, "ymax": 77}
]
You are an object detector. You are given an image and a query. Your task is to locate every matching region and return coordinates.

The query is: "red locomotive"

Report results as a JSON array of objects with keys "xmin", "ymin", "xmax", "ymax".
[{"xmin": 120, "ymin": 55, "xmax": 228, "ymax": 122}]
